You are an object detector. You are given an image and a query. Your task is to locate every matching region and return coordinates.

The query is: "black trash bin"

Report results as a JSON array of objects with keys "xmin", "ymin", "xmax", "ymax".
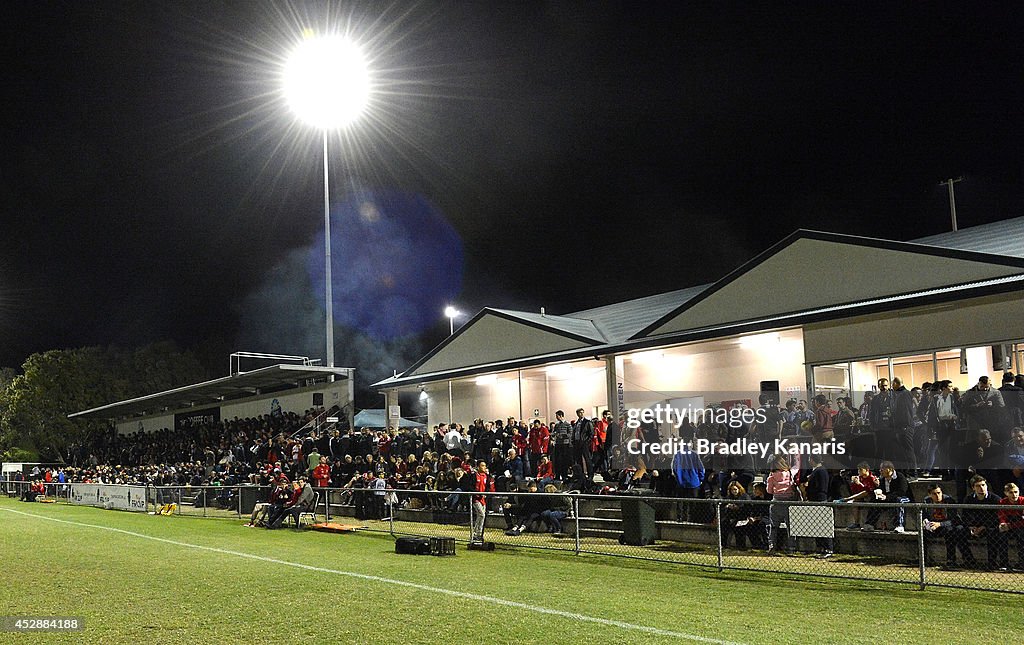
[
  {"xmin": 619, "ymin": 497, "xmax": 657, "ymax": 546},
  {"xmin": 239, "ymin": 486, "xmax": 268, "ymax": 515}
]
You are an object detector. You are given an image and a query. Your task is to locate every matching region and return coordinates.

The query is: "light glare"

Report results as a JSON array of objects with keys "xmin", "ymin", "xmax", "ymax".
[{"xmin": 284, "ymin": 36, "xmax": 370, "ymax": 129}]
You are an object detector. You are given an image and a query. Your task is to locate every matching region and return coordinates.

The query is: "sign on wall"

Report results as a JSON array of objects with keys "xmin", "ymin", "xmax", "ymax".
[{"xmin": 174, "ymin": 408, "xmax": 220, "ymax": 432}]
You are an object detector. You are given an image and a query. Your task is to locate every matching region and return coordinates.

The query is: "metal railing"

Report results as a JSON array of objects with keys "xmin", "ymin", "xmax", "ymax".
[{"xmin": 6, "ymin": 481, "xmax": 1022, "ymax": 594}]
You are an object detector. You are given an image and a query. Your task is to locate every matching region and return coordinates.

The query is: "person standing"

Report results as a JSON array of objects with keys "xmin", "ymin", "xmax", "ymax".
[
  {"xmin": 572, "ymin": 408, "xmax": 595, "ymax": 488},
  {"xmin": 765, "ymin": 455, "xmax": 798, "ymax": 555},
  {"xmin": 469, "ymin": 461, "xmax": 495, "ymax": 542},
  {"xmin": 890, "ymin": 377, "xmax": 918, "ymax": 474},
  {"xmin": 804, "ymin": 454, "xmax": 833, "ymax": 558},
  {"xmin": 869, "ymin": 378, "xmax": 895, "ymax": 460},
  {"xmin": 550, "ymin": 411, "xmax": 573, "ymax": 482},
  {"xmin": 527, "ymin": 419, "xmax": 550, "ymax": 476}
]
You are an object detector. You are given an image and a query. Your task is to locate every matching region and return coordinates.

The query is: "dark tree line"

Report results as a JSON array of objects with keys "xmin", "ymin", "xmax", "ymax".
[{"xmin": 0, "ymin": 342, "xmax": 207, "ymax": 462}]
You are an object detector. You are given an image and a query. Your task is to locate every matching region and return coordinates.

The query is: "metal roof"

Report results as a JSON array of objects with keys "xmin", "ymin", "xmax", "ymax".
[
  {"xmin": 489, "ymin": 309, "xmax": 607, "ymax": 343},
  {"xmin": 911, "ymin": 215, "xmax": 1024, "ymax": 258},
  {"xmin": 70, "ymin": 365, "xmax": 353, "ymax": 421},
  {"xmin": 566, "ymin": 284, "xmax": 712, "ymax": 343}
]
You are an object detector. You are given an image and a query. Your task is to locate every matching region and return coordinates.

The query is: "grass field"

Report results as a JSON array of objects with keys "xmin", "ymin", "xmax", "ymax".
[{"xmin": 0, "ymin": 495, "xmax": 1018, "ymax": 644}]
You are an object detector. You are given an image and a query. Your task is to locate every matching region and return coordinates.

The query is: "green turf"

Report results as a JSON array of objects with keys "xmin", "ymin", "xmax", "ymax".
[{"xmin": 0, "ymin": 496, "xmax": 1018, "ymax": 644}]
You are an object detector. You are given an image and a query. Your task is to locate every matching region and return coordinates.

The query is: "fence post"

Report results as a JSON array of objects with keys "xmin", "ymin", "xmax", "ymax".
[
  {"xmin": 917, "ymin": 506, "xmax": 927, "ymax": 591},
  {"xmin": 325, "ymin": 488, "xmax": 331, "ymax": 522},
  {"xmin": 203, "ymin": 487, "xmax": 207, "ymax": 518},
  {"xmin": 574, "ymin": 494, "xmax": 581, "ymax": 555},
  {"xmin": 715, "ymin": 501, "xmax": 724, "ymax": 573},
  {"xmin": 468, "ymin": 492, "xmax": 475, "ymax": 543}
]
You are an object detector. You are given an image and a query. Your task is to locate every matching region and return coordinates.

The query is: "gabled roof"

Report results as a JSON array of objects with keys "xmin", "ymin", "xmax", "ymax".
[
  {"xmin": 489, "ymin": 309, "xmax": 606, "ymax": 343},
  {"xmin": 402, "ymin": 308, "xmax": 602, "ymax": 377},
  {"xmin": 632, "ymin": 229, "xmax": 1024, "ymax": 339}
]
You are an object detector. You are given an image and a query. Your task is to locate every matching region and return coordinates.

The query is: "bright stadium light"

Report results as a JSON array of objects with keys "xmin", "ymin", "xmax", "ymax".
[
  {"xmin": 284, "ymin": 35, "xmax": 370, "ymax": 130},
  {"xmin": 283, "ymin": 33, "xmax": 371, "ymax": 370}
]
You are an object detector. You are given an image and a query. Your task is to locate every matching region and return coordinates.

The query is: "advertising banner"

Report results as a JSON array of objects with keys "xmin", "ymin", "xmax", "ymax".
[{"xmin": 69, "ymin": 484, "xmax": 147, "ymax": 512}]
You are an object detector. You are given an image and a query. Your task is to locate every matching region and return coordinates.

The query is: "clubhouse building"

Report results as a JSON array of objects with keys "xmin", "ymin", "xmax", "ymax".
[{"xmin": 375, "ymin": 217, "xmax": 1024, "ymax": 431}]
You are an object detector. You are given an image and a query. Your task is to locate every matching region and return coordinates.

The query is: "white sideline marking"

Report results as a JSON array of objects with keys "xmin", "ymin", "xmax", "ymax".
[{"xmin": 1, "ymin": 506, "xmax": 744, "ymax": 644}]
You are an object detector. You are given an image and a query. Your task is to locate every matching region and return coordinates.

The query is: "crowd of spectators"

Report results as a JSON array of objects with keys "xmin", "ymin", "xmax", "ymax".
[{"xmin": 9, "ymin": 372, "xmax": 1024, "ymax": 569}]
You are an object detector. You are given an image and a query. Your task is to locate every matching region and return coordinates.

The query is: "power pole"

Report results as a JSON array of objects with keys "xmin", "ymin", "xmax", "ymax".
[{"xmin": 940, "ymin": 176, "xmax": 964, "ymax": 231}]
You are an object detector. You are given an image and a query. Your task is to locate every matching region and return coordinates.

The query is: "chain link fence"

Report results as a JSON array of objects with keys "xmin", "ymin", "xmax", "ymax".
[{"xmin": 6, "ymin": 480, "xmax": 1021, "ymax": 593}]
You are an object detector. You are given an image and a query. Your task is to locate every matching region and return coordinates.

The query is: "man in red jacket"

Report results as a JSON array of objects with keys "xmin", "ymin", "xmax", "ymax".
[
  {"xmin": 312, "ymin": 456, "xmax": 331, "ymax": 489},
  {"xmin": 528, "ymin": 420, "xmax": 550, "ymax": 474},
  {"xmin": 470, "ymin": 461, "xmax": 495, "ymax": 542}
]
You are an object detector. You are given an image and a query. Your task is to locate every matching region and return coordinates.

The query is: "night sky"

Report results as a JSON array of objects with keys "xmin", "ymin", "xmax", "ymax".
[{"xmin": 2, "ymin": 1, "xmax": 1022, "ymax": 392}]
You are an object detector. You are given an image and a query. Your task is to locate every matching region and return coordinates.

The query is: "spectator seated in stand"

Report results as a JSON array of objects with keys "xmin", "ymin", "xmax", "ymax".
[
  {"xmin": 839, "ymin": 462, "xmax": 879, "ymax": 529},
  {"xmin": 746, "ymin": 482, "xmax": 771, "ymax": 549},
  {"xmin": 721, "ymin": 481, "xmax": 753, "ymax": 550},
  {"xmin": 922, "ymin": 482, "xmax": 975, "ymax": 569},
  {"xmin": 539, "ymin": 484, "xmax": 572, "ymax": 535},
  {"xmin": 862, "ymin": 461, "xmax": 911, "ymax": 532},
  {"xmin": 961, "ymin": 474, "xmax": 1002, "ymax": 570}
]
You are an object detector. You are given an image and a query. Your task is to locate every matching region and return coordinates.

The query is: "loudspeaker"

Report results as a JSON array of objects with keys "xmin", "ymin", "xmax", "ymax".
[
  {"xmin": 619, "ymin": 498, "xmax": 657, "ymax": 546},
  {"xmin": 467, "ymin": 540, "xmax": 495, "ymax": 551},
  {"xmin": 312, "ymin": 393, "xmax": 324, "ymax": 406},
  {"xmin": 759, "ymin": 380, "xmax": 781, "ymax": 405},
  {"xmin": 992, "ymin": 345, "xmax": 1011, "ymax": 372},
  {"xmin": 395, "ymin": 537, "xmax": 431, "ymax": 555}
]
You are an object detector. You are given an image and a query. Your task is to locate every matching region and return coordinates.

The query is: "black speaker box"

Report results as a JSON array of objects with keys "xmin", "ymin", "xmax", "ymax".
[
  {"xmin": 395, "ymin": 537, "xmax": 431, "ymax": 555},
  {"xmin": 467, "ymin": 540, "xmax": 495, "ymax": 551},
  {"xmin": 759, "ymin": 380, "xmax": 781, "ymax": 405}
]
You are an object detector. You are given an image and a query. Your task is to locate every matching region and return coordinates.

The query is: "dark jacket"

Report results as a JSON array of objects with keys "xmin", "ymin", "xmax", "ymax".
[
  {"xmin": 805, "ymin": 465, "xmax": 831, "ymax": 502},
  {"xmin": 876, "ymin": 472, "xmax": 910, "ymax": 501},
  {"xmin": 722, "ymin": 493, "xmax": 751, "ymax": 522},
  {"xmin": 572, "ymin": 417, "xmax": 594, "ymax": 448},
  {"xmin": 891, "ymin": 386, "xmax": 916, "ymax": 430},
  {"xmin": 923, "ymin": 494, "xmax": 961, "ymax": 528},
  {"xmin": 961, "ymin": 491, "xmax": 1001, "ymax": 528}
]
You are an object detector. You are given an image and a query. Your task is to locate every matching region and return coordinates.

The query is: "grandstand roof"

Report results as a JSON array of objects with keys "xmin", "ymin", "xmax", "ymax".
[{"xmin": 69, "ymin": 365, "xmax": 353, "ymax": 421}]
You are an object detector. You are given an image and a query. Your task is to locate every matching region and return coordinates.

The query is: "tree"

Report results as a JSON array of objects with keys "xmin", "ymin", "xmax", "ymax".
[{"xmin": 0, "ymin": 343, "xmax": 206, "ymax": 462}]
